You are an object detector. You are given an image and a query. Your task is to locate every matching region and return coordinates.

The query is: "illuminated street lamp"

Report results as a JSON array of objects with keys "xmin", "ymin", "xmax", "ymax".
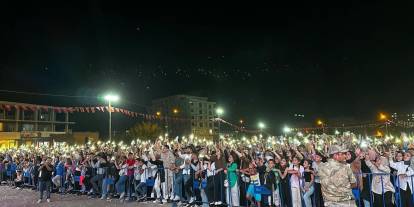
[
  {"xmin": 216, "ymin": 107, "xmax": 224, "ymax": 116},
  {"xmin": 317, "ymin": 120, "xmax": 325, "ymax": 134},
  {"xmin": 258, "ymin": 122, "xmax": 266, "ymax": 129},
  {"xmin": 283, "ymin": 126, "xmax": 292, "ymax": 134},
  {"xmin": 379, "ymin": 113, "xmax": 388, "ymax": 135},
  {"xmin": 216, "ymin": 107, "xmax": 224, "ymax": 138},
  {"xmin": 104, "ymin": 94, "xmax": 120, "ymax": 141},
  {"xmin": 173, "ymin": 108, "xmax": 179, "ymax": 114},
  {"xmin": 379, "ymin": 113, "xmax": 387, "ymax": 121}
]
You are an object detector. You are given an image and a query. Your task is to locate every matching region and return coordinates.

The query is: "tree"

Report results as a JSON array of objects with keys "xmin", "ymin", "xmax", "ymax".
[{"xmin": 128, "ymin": 122, "xmax": 161, "ymax": 141}]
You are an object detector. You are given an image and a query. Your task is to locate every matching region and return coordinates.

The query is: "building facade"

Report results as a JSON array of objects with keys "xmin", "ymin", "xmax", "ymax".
[
  {"xmin": 151, "ymin": 95, "xmax": 217, "ymax": 139},
  {"xmin": 0, "ymin": 101, "xmax": 98, "ymax": 148}
]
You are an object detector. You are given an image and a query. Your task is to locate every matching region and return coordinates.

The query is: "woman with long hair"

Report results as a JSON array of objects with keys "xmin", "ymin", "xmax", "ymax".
[
  {"xmin": 301, "ymin": 159, "xmax": 314, "ymax": 207},
  {"xmin": 278, "ymin": 157, "xmax": 291, "ymax": 207},
  {"xmin": 225, "ymin": 154, "xmax": 239, "ymax": 207}
]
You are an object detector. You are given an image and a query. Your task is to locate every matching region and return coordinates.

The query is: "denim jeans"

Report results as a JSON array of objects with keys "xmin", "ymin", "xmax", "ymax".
[
  {"xmin": 116, "ymin": 175, "xmax": 128, "ymax": 194},
  {"xmin": 174, "ymin": 173, "xmax": 183, "ymax": 199},
  {"xmin": 101, "ymin": 177, "xmax": 113, "ymax": 197},
  {"xmin": 90, "ymin": 174, "xmax": 103, "ymax": 194},
  {"xmin": 135, "ymin": 181, "xmax": 147, "ymax": 197},
  {"xmin": 303, "ymin": 185, "xmax": 315, "ymax": 207},
  {"xmin": 363, "ymin": 199, "xmax": 370, "ymax": 207},
  {"xmin": 39, "ymin": 180, "xmax": 51, "ymax": 200},
  {"xmin": 127, "ymin": 175, "xmax": 134, "ymax": 198},
  {"xmin": 201, "ymin": 189, "xmax": 209, "ymax": 207}
]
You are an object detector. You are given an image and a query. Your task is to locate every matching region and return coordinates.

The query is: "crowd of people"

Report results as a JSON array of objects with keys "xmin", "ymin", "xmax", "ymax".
[{"xmin": 1, "ymin": 135, "xmax": 414, "ymax": 207}]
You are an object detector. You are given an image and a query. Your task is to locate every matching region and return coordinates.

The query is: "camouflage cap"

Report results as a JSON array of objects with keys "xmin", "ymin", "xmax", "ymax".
[{"xmin": 328, "ymin": 144, "xmax": 349, "ymax": 155}]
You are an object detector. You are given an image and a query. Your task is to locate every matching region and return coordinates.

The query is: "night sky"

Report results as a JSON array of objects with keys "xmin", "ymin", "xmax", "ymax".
[{"xmin": 1, "ymin": 2, "xmax": 414, "ymax": 134}]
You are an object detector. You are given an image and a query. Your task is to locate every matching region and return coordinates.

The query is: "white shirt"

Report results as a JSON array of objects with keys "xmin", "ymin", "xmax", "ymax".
[
  {"xmin": 365, "ymin": 159, "xmax": 395, "ymax": 194},
  {"xmin": 389, "ymin": 159, "xmax": 414, "ymax": 191},
  {"xmin": 289, "ymin": 164, "xmax": 304, "ymax": 188},
  {"xmin": 207, "ymin": 163, "xmax": 216, "ymax": 177},
  {"xmin": 119, "ymin": 163, "xmax": 128, "ymax": 176}
]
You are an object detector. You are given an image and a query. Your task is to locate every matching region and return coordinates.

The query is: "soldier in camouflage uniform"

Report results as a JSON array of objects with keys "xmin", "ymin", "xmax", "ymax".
[{"xmin": 318, "ymin": 145, "xmax": 357, "ymax": 207}]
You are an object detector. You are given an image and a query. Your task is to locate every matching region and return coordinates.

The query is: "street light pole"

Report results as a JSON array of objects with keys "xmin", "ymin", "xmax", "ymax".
[
  {"xmin": 322, "ymin": 123, "xmax": 325, "ymax": 134},
  {"xmin": 104, "ymin": 94, "xmax": 119, "ymax": 142},
  {"xmin": 108, "ymin": 99, "xmax": 112, "ymax": 141},
  {"xmin": 216, "ymin": 107, "xmax": 224, "ymax": 141},
  {"xmin": 385, "ymin": 121, "xmax": 388, "ymax": 135},
  {"xmin": 317, "ymin": 120, "xmax": 324, "ymax": 134}
]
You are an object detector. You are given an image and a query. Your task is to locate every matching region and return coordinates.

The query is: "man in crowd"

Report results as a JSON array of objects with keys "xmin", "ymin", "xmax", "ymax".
[
  {"xmin": 37, "ymin": 157, "xmax": 54, "ymax": 203},
  {"xmin": 319, "ymin": 145, "xmax": 357, "ymax": 207}
]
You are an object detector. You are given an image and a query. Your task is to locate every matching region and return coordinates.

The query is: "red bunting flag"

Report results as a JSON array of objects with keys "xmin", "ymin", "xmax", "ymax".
[
  {"xmin": 4, "ymin": 105, "xmax": 11, "ymax": 111},
  {"xmin": 20, "ymin": 105, "xmax": 29, "ymax": 111},
  {"xmin": 55, "ymin": 107, "xmax": 62, "ymax": 113},
  {"xmin": 62, "ymin": 107, "xmax": 68, "ymax": 113},
  {"xmin": 29, "ymin": 106, "xmax": 37, "ymax": 111},
  {"xmin": 115, "ymin": 108, "xmax": 120, "ymax": 113}
]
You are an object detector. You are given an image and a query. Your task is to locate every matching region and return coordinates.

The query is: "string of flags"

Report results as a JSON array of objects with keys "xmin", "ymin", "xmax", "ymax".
[{"xmin": 0, "ymin": 103, "xmax": 180, "ymax": 121}]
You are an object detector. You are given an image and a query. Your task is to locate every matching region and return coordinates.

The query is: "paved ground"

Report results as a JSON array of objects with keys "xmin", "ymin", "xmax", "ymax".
[{"xmin": 0, "ymin": 185, "xmax": 172, "ymax": 207}]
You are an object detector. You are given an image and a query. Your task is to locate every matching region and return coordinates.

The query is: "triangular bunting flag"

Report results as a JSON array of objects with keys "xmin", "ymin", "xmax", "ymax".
[
  {"xmin": 29, "ymin": 106, "xmax": 37, "ymax": 111},
  {"xmin": 21, "ymin": 105, "xmax": 29, "ymax": 111}
]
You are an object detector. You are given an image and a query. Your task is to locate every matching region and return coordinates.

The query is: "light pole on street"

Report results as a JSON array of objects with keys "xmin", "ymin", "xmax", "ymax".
[
  {"xmin": 104, "ymin": 94, "xmax": 119, "ymax": 142},
  {"xmin": 216, "ymin": 107, "xmax": 224, "ymax": 139}
]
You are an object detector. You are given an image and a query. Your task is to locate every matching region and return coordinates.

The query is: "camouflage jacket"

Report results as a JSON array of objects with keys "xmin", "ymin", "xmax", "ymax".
[{"xmin": 319, "ymin": 159, "xmax": 356, "ymax": 202}]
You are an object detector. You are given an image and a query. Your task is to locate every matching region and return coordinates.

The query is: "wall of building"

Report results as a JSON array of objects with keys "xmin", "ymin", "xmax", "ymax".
[{"xmin": 151, "ymin": 95, "xmax": 217, "ymax": 139}]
